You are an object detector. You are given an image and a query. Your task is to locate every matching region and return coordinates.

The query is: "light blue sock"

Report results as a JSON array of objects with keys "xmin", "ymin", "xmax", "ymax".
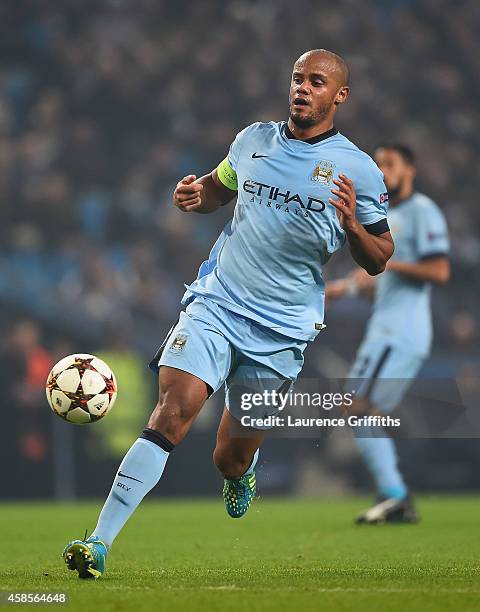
[
  {"xmin": 91, "ymin": 438, "xmax": 169, "ymax": 547},
  {"xmin": 355, "ymin": 430, "xmax": 407, "ymax": 500},
  {"xmin": 243, "ymin": 449, "xmax": 259, "ymax": 476}
]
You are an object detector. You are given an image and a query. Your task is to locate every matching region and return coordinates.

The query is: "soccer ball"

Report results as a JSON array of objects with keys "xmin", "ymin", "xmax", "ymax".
[{"xmin": 46, "ymin": 354, "xmax": 117, "ymax": 424}]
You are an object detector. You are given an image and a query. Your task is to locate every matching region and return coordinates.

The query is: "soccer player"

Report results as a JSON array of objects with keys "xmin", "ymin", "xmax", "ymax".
[
  {"xmin": 326, "ymin": 144, "xmax": 450, "ymax": 523},
  {"xmin": 63, "ymin": 49, "xmax": 394, "ymax": 578}
]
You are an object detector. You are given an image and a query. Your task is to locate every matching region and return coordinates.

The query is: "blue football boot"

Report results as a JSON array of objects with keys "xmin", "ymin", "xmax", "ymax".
[
  {"xmin": 223, "ymin": 472, "xmax": 256, "ymax": 518},
  {"xmin": 63, "ymin": 536, "xmax": 108, "ymax": 579}
]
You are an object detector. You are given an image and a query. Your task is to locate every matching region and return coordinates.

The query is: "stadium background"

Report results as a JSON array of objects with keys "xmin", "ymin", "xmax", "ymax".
[{"xmin": 1, "ymin": 0, "xmax": 479, "ymax": 500}]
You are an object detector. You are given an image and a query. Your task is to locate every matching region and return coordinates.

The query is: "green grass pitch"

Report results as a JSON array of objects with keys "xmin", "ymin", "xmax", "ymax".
[{"xmin": 1, "ymin": 497, "xmax": 479, "ymax": 611}]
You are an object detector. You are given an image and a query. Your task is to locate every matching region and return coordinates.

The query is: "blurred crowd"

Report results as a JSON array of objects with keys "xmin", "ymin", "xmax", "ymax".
[{"xmin": 0, "ymin": 0, "xmax": 479, "ymax": 361}]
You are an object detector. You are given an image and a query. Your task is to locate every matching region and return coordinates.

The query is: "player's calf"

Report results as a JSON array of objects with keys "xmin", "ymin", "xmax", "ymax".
[
  {"xmin": 147, "ymin": 398, "xmax": 195, "ymax": 446},
  {"xmin": 213, "ymin": 408, "xmax": 263, "ymax": 478},
  {"xmin": 213, "ymin": 443, "xmax": 254, "ymax": 479},
  {"xmin": 147, "ymin": 367, "xmax": 209, "ymax": 445}
]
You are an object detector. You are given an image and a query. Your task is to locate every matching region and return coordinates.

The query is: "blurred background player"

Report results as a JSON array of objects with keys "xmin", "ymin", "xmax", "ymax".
[
  {"xmin": 62, "ymin": 49, "xmax": 394, "ymax": 578},
  {"xmin": 326, "ymin": 144, "xmax": 450, "ymax": 523}
]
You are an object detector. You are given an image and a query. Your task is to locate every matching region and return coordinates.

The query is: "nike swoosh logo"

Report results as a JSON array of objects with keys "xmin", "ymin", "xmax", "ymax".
[
  {"xmin": 252, "ymin": 152, "xmax": 268, "ymax": 158},
  {"xmin": 118, "ymin": 471, "xmax": 144, "ymax": 483}
]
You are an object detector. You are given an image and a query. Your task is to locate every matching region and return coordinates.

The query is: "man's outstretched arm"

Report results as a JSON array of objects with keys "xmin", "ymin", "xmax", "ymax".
[
  {"xmin": 325, "ymin": 268, "xmax": 376, "ymax": 302},
  {"xmin": 387, "ymin": 256, "xmax": 450, "ymax": 284},
  {"xmin": 173, "ymin": 169, "xmax": 236, "ymax": 214}
]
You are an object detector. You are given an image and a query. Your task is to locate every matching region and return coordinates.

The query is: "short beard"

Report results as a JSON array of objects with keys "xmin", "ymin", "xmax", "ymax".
[
  {"xmin": 288, "ymin": 100, "xmax": 333, "ymax": 129},
  {"xmin": 289, "ymin": 112, "xmax": 317, "ymax": 128}
]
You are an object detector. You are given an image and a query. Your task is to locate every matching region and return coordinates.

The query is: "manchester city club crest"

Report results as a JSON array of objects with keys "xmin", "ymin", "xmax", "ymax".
[
  {"xmin": 311, "ymin": 160, "xmax": 335, "ymax": 185},
  {"xmin": 170, "ymin": 334, "xmax": 188, "ymax": 352}
]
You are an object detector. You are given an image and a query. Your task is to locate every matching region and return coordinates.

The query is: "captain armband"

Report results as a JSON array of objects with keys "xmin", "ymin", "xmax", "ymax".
[{"xmin": 216, "ymin": 157, "xmax": 238, "ymax": 191}]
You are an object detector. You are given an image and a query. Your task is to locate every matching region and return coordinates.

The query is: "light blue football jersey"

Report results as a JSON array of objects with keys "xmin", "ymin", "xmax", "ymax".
[
  {"xmin": 363, "ymin": 192, "xmax": 449, "ymax": 355},
  {"xmin": 182, "ymin": 121, "xmax": 389, "ymax": 341}
]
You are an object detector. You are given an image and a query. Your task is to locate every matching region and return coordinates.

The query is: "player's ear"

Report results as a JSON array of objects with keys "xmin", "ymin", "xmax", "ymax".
[{"xmin": 334, "ymin": 86, "xmax": 349, "ymax": 106}]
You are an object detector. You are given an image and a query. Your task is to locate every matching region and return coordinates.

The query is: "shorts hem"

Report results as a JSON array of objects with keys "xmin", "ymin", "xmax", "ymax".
[{"xmin": 157, "ymin": 361, "xmax": 217, "ymax": 397}]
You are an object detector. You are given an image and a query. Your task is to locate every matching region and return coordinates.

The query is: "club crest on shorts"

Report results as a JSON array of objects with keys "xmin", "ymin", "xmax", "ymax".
[
  {"xmin": 311, "ymin": 160, "xmax": 335, "ymax": 185},
  {"xmin": 170, "ymin": 334, "xmax": 188, "ymax": 352}
]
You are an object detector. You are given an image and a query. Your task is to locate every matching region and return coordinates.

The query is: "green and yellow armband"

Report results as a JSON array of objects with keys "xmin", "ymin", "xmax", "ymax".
[{"xmin": 217, "ymin": 157, "xmax": 238, "ymax": 191}]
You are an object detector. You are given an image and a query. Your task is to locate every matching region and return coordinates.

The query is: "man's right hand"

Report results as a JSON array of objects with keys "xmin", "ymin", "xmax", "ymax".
[
  {"xmin": 173, "ymin": 175, "xmax": 204, "ymax": 212},
  {"xmin": 325, "ymin": 268, "xmax": 376, "ymax": 307}
]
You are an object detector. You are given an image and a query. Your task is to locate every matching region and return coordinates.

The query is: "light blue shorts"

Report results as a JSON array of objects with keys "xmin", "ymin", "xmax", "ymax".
[
  {"xmin": 149, "ymin": 296, "xmax": 307, "ymax": 423},
  {"xmin": 347, "ymin": 338, "xmax": 424, "ymax": 413}
]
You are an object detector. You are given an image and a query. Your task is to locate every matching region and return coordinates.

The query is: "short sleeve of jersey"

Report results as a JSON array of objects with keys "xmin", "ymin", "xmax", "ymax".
[
  {"xmin": 354, "ymin": 161, "xmax": 389, "ymax": 228},
  {"xmin": 415, "ymin": 200, "xmax": 450, "ymax": 259},
  {"xmin": 217, "ymin": 124, "xmax": 256, "ymax": 191},
  {"xmin": 227, "ymin": 124, "xmax": 256, "ymax": 171}
]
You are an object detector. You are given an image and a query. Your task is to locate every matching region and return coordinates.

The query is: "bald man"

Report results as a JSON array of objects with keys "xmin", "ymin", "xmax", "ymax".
[{"xmin": 63, "ymin": 49, "xmax": 394, "ymax": 579}]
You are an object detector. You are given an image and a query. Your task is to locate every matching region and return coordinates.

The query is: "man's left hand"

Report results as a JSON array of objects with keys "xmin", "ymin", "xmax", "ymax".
[{"xmin": 329, "ymin": 174, "xmax": 359, "ymax": 232}]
